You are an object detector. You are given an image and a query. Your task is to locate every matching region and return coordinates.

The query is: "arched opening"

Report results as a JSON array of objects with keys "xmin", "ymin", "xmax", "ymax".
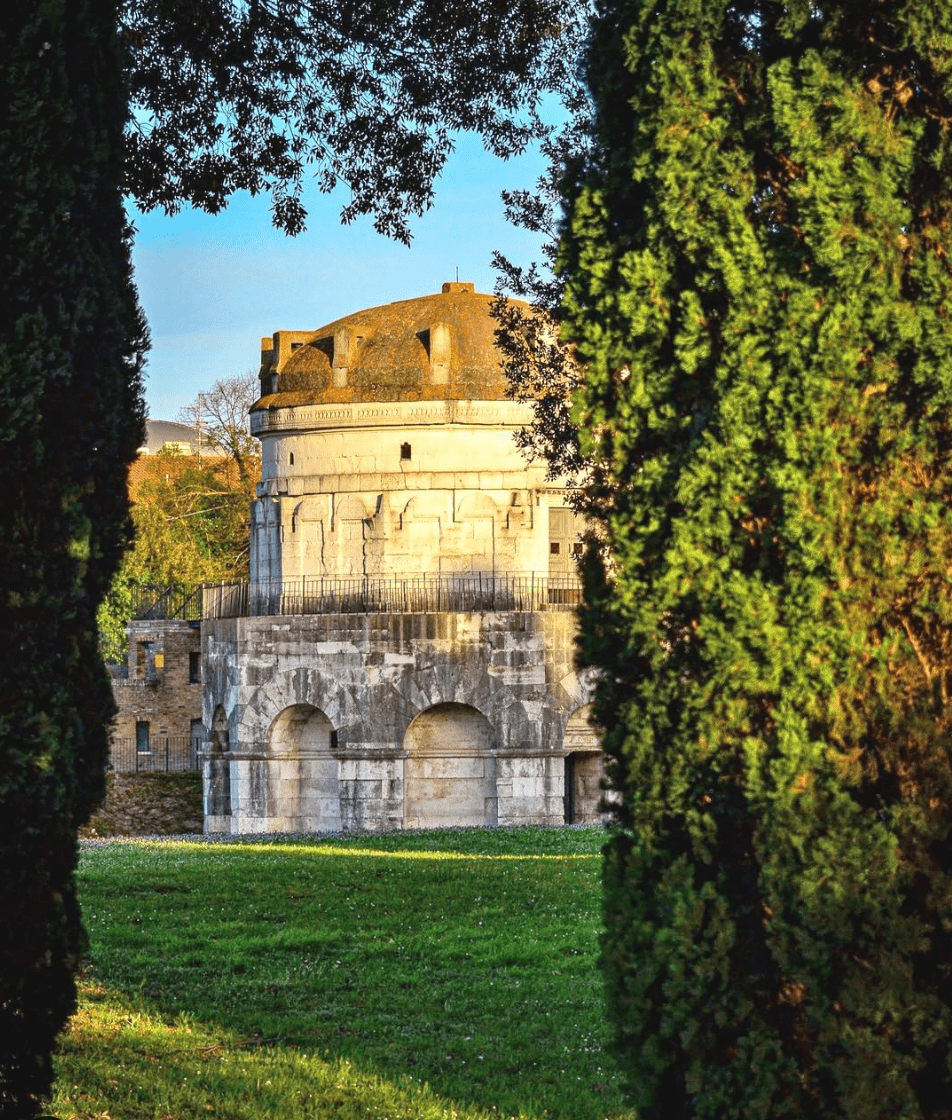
[
  {"xmin": 269, "ymin": 703, "xmax": 335, "ymax": 755},
  {"xmin": 403, "ymin": 703, "xmax": 497, "ymax": 829},
  {"xmin": 563, "ymin": 705, "xmax": 608, "ymax": 824},
  {"xmin": 267, "ymin": 703, "xmax": 341, "ymax": 832}
]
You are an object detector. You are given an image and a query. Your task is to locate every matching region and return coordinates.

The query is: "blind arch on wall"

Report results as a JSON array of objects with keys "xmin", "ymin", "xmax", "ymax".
[{"xmin": 403, "ymin": 702, "xmax": 497, "ymax": 829}]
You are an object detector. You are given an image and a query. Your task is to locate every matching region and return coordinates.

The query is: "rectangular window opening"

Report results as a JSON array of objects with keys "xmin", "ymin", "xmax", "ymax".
[{"xmin": 135, "ymin": 641, "xmax": 153, "ymax": 679}]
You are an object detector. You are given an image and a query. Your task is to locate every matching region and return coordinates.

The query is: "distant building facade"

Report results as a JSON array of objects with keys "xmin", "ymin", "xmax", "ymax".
[
  {"xmin": 200, "ymin": 283, "xmax": 608, "ymax": 834},
  {"xmin": 137, "ymin": 418, "xmax": 203, "ymax": 456}
]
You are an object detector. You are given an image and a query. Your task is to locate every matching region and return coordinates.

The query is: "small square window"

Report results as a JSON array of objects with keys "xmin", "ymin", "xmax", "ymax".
[
  {"xmin": 550, "ymin": 542, "xmax": 560, "ymax": 555},
  {"xmin": 571, "ymin": 541, "xmax": 584, "ymax": 556}
]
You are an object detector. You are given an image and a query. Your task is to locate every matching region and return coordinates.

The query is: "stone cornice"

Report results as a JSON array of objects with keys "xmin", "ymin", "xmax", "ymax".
[{"xmin": 250, "ymin": 398, "xmax": 534, "ymax": 436}]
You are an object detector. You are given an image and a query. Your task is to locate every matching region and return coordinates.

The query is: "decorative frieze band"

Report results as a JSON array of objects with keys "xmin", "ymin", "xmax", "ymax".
[{"xmin": 250, "ymin": 398, "xmax": 533, "ymax": 435}]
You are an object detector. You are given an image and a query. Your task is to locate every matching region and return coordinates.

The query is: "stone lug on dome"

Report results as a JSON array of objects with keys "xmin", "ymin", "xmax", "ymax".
[{"xmin": 427, "ymin": 321, "xmax": 450, "ymax": 385}]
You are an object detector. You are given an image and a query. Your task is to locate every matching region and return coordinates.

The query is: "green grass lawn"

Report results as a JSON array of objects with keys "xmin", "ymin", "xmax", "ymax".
[{"xmin": 52, "ymin": 826, "xmax": 634, "ymax": 1120}]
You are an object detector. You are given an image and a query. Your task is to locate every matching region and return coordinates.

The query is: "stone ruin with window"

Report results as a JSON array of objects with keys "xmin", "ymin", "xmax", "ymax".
[
  {"xmin": 201, "ymin": 282, "xmax": 609, "ymax": 834},
  {"xmin": 109, "ymin": 615, "xmax": 204, "ymax": 772}
]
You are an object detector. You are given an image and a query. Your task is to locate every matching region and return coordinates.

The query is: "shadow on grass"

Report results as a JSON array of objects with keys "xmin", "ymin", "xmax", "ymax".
[{"xmin": 53, "ymin": 979, "xmax": 508, "ymax": 1120}]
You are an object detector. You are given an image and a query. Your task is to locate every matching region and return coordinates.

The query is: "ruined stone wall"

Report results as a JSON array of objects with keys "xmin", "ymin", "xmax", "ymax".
[
  {"xmin": 110, "ymin": 619, "xmax": 203, "ymax": 760},
  {"xmin": 81, "ymin": 773, "xmax": 203, "ymax": 837}
]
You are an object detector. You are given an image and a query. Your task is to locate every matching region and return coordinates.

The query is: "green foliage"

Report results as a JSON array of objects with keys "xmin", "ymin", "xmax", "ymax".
[
  {"xmin": 492, "ymin": 4, "xmax": 593, "ymax": 489},
  {"xmin": 98, "ymin": 368, "xmax": 259, "ymax": 661},
  {"xmin": 96, "ymin": 579, "xmax": 137, "ymax": 666},
  {"xmin": 558, "ymin": 2, "xmax": 952, "ymax": 1116},
  {"xmin": 97, "ymin": 452, "xmax": 255, "ymax": 659},
  {"xmin": 124, "ymin": 455, "xmax": 254, "ymax": 584},
  {"xmin": 121, "ymin": 0, "xmax": 579, "ymax": 238},
  {"xmin": 0, "ymin": 0, "xmax": 146, "ymax": 1114},
  {"xmin": 53, "ymin": 829, "xmax": 628, "ymax": 1120}
]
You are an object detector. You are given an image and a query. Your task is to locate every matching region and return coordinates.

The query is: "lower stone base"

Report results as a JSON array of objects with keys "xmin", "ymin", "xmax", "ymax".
[{"xmin": 205, "ymin": 751, "xmax": 576, "ymax": 834}]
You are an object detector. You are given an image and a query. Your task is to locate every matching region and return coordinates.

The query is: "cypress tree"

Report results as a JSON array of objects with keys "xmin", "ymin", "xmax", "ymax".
[
  {"xmin": 559, "ymin": 2, "xmax": 952, "ymax": 1116},
  {"xmin": 0, "ymin": 0, "xmax": 146, "ymax": 1114}
]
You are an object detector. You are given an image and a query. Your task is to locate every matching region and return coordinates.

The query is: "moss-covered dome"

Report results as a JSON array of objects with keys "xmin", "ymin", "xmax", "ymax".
[{"xmin": 253, "ymin": 283, "xmax": 523, "ymax": 410}]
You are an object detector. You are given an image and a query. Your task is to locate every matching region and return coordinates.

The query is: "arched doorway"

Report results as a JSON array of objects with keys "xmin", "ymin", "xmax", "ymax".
[
  {"xmin": 563, "ymin": 705, "xmax": 608, "ymax": 824},
  {"xmin": 268, "ymin": 704, "xmax": 341, "ymax": 832},
  {"xmin": 403, "ymin": 703, "xmax": 497, "ymax": 829}
]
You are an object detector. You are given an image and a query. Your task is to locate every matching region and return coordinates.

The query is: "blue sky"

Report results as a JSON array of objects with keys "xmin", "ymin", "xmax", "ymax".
[{"xmin": 131, "ymin": 132, "xmax": 552, "ymax": 421}]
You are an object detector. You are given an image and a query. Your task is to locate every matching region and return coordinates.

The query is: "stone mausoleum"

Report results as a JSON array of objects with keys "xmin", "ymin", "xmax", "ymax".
[{"xmin": 201, "ymin": 282, "xmax": 605, "ymax": 834}]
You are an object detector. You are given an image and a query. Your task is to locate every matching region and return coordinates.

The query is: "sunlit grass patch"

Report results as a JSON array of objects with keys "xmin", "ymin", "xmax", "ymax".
[{"xmin": 53, "ymin": 826, "xmax": 632, "ymax": 1120}]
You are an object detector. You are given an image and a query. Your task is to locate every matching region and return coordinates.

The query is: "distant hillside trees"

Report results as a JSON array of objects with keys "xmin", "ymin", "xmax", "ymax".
[{"xmin": 99, "ymin": 376, "xmax": 260, "ymax": 663}]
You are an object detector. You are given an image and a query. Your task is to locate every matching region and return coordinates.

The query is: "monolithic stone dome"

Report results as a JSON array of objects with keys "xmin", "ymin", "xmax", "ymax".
[{"xmin": 254, "ymin": 282, "xmax": 521, "ymax": 409}]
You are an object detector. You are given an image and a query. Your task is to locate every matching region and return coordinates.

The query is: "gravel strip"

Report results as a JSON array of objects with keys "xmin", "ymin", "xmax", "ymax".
[
  {"xmin": 78, "ymin": 823, "xmax": 599, "ymax": 848},
  {"xmin": 80, "ymin": 831, "xmax": 349, "ymax": 847}
]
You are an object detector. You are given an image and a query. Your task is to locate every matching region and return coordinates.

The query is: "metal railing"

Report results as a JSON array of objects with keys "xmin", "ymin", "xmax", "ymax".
[
  {"xmin": 109, "ymin": 736, "xmax": 202, "ymax": 772},
  {"xmin": 121, "ymin": 574, "xmax": 583, "ymax": 622},
  {"xmin": 130, "ymin": 584, "xmax": 204, "ymax": 621},
  {"xmin": 202, "ymin": 574, "xmax": 582, "ymax": 619}
]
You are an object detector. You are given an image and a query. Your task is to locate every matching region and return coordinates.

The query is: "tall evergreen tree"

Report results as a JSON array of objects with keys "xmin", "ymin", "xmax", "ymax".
[
  {"xmin": 0, "ymin": 0, "xmax": 146, "ymax": 1114},
  {"xmin": 558, "ymin": 2, "xmax": 952, "ymax": 1116}
]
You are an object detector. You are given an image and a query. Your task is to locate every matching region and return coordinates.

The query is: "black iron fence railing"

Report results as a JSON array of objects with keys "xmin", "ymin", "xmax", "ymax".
[
  {"xmin": 127, "ymin": 575, "xmax": 582, "ymax": 621},
  {"xmin": 131, "ymin": 584, "xmax": 204, "ymax": 622},
  {"xmin": 109, "ymin": 736, "xmax": 202, "ymax": 772},
  {"xmin": 202, "ymin": 574, "xmax": 582, "ymax": 619}
]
